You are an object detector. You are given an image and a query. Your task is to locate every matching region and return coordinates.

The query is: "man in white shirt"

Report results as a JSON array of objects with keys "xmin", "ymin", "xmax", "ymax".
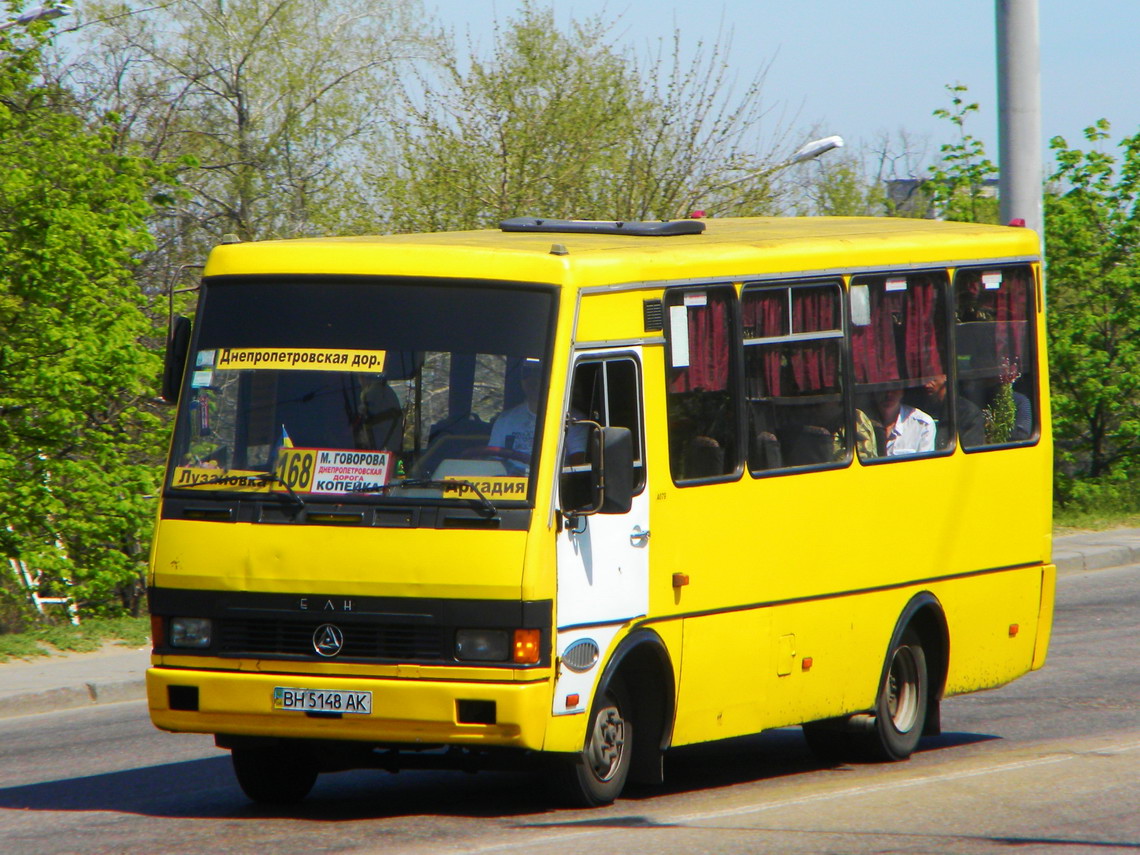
[{"xmin": 875, "ymin": 388, "xmax": 935, "ymax": 456}]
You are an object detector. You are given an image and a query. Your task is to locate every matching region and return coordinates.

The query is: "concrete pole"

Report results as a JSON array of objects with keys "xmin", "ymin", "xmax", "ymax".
[{"xmin": 996, "ymin": 0, "xmax": 1043, "ymax": 251}]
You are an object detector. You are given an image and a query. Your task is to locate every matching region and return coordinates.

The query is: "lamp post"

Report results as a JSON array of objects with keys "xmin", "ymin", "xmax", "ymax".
[
  {"xmin": 996, "ymin": 0, "xmax": 1042, "ymax": 248},
  {"xmin": 679, "ymin": 135, "xmax": 845, "ymax": 219},
  {"xmin": 0, "ymin": 3, "xmax": 71, "ymax": 31}
]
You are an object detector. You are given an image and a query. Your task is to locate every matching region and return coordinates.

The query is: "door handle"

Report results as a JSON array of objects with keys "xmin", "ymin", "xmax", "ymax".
[{"xmin": 629, "ymin": 526, "xmax": 650, "ymax": 546}]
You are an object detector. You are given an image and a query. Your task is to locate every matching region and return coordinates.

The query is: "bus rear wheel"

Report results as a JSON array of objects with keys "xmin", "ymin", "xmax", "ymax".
[
  {"xmin": 231, "ymin": 746, "xmax": 319, "ymax": 805},
  {"xmin": 555, "ymin": 682, "xmax": 633, "ymax": 807},
  {"xmin": 861, "ymin": 628, "xmax": 928, "ymax": 761}
]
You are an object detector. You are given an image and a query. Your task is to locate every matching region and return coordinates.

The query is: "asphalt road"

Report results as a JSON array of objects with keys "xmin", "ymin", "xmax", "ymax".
[{"xmin": 1, "ymin": 563, "xmax": 1137, "ymax": 855}]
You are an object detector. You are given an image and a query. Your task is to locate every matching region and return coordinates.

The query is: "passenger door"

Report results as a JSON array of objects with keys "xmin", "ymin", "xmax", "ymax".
[{"xmin": 553, "ymin": 352, "xmax": 649, "ymax": 716}]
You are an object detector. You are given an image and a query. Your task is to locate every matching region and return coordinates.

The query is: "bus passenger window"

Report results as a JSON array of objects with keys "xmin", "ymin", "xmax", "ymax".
[
  {"xmin": 664, "ymin": 287, "xmax": 739, "ymax": 482},
  {"xmin": 954, "ymin": 266, "xmax": 1037, "ymax": 448},
  {"xmin": 850, "ymin": 272, "xmax": 949, "ymax": 458},
  {"xmin": 742, "ymin": 282, "xmax": 848, "ymax": 472}
]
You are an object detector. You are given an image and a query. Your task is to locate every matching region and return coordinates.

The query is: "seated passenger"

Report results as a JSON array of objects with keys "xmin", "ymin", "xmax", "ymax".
[
  {"xmin": 922, "ymin": 374, "xmax": 985, "ymax": 449},
  {"xmin": 843, "ymin": 408, "xmax": 880, "ymax": 460},
  {"xmin": 874, "ymin": 388, "xmax": 935, "ymax": 456}
]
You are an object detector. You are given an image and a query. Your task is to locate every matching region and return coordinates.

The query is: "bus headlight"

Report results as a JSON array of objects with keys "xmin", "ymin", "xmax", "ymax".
[
  {"xmin": 170, "ymin": 617, "xmax": 213, "ymax": 649},
  {"xmin": 455, "ymin": 629, "xmax": 509, "ymax": 662}
]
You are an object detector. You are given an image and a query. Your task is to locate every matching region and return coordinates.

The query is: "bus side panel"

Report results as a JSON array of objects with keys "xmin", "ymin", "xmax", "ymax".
[
  {"xmin": 671, "ymin": 594, "xmax": 889, "ymax": 747},
  {"xmin": 644, "ymin": 353, "xmax": 1051, "ymax": 748},
  {"xmin": 936, "ymin": 564, "xmax": 1045, "ymax": 696}
]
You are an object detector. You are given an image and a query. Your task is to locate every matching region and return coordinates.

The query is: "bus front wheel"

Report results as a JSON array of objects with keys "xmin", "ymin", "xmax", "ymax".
[
  {"xmin": 555, "ymin": 682, "xmax": 633, "ymax": 807},
  {"xmin": 863, "ymin": 628, "xmax": 928, "ymax": 761},
  {"xmin": 231, "ymin": 746, "xmax": 319, "ymax": 804}
]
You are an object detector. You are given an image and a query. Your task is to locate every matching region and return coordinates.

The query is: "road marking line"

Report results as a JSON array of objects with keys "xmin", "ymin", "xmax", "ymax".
[{"xmin": 453, "ymin": 739, "xmax": 1140, "ymax": 854}]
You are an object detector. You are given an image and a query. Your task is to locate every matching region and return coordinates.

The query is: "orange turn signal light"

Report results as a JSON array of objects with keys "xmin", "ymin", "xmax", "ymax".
[
  {"xmin": 1009, "ymin": 623, "xmax": 1020, "ymax": 637},
  {"xmin": 513, "ymin": 629, "xmax": 541, "ymax": 664}
]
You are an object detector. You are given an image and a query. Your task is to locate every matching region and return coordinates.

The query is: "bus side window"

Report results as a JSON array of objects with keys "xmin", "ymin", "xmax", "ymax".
[
  {"xmin": 664, "ymin": 287, "xmax": 740, "ymax": 482},
  {"xmin": 742, "ymin": 281, "xmax": 847, "ymax": 472},
  {"xmin": 850, "ymin": 271, "xmax": 949, "ymax": 459},
  {"xmin": 954, "ymin": 266, "xmax": 1037, "ymax": 447},
  {"xmin": 562, "ymin": 357, "xmax": 645, "ymax": 508}
]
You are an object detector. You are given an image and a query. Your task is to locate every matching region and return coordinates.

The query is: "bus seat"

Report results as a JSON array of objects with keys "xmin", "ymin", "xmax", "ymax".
[
  {"xmin": 788, "ymin": 424, "xmax": 834, "ymax": 466},
  {"xmin": 684, "ymin": 435, "xmax": 724, "ymax": 478},
  {"xmin": 750, "ymin": 430, "xmax": 783, "ymax": 470}
]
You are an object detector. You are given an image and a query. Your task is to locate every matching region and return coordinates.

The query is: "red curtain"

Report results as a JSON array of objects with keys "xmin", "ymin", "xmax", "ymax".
[
  {"xmin": 670, "ymin": 290, "xmax": 733, "ymax": 393},
  {"xmin": 851, "ymin": 285, "xmax": 900, "ymax": 383},
  {"xmin": 904, "ymin": 278, "xmax": 944, "ymax": 379},
  {"xmin": 741, "ymin": 290, "xmax": 785, "ymax": 394},
  {"xmin": 790, "ymin": 287, "xmax": 839, "ymax": 392},
  {"xmin": 852, "ymin": 276, "xmax": 944, "ymax": 384},
  {"xmin": 994, "ymin": 270, "xmax": 1030, "ymax": 370}
]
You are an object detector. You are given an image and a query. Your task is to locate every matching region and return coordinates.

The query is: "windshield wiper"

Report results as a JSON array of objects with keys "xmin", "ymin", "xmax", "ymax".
[
  {"xmin": 253, "ymin": 472, "xmax": 307, "ymax": 511},
  {"xmin": 175, "ymin": 471, "xmax": 306, "ymax": 511},
  {"xmin": 372, "ymin": 478, "xmax": 498, "ymax": 518}
]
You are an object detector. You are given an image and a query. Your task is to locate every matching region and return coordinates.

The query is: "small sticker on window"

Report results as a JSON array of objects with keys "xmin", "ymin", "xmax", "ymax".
[
  {"xmin": 191, "ymin": 370, "xmax": 213, "ymax": 388},
  {"xmin": 683, "ymin": 292, "xmax": 708, "ymax": 307},
  {"xmin": 885, "ymin": 277, "xmax": 908, "ymax": 292},
  {"xmin": 850, "ymin": 285, "xmax": 871, "ymax": 326},
  {"xmin": 669, "ymin": 305, "xmax": 691, "ymax": 368},
  {"xmin": 983, "ymin": 271, "xmax": 1003, "ymax": 290},
  {"xmin": 196, "ymin": 350, "xmax": 216, "ymax": 367}
]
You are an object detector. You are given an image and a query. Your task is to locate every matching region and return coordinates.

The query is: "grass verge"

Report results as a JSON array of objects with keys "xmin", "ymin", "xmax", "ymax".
[
  {"xmin": 0, "ymin": 616, "xmax": 150, "ymax": 663},
  {"xmin": 1053, "ymin": 508, "xmax": 1140, "ymax": 536}
]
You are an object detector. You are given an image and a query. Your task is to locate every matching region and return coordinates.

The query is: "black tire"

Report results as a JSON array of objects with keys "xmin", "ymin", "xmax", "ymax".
[
  {"xmin": 231, "ymin": 746, "xmax": 319, "ymax": 805},
  {"xmin": 860, "ymin": 628, "xmax": 928, "ymax": 761},
  {"xmin": 555, "ymin": 682, "xmax": 633, "ymax": 807}
]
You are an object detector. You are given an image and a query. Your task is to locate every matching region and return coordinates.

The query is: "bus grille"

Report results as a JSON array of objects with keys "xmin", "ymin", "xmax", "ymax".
[{"xmin": 216, "ymin": 618, "xmax": 447, "ymax": 662}]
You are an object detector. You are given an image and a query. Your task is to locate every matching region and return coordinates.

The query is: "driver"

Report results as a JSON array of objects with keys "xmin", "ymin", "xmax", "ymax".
[
  {"xmin": 489, "ymin": 360, "xmax": 589, "ymax": 466},
  {"xmin": 489, "ymin": 360, "xmax": 542, "ymax": 454}
]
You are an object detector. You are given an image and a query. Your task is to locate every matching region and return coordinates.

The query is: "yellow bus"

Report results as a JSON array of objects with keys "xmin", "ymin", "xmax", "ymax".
[{"xmin": 148, "ymin": 216, "xmax": 1054, "ymax": 806}]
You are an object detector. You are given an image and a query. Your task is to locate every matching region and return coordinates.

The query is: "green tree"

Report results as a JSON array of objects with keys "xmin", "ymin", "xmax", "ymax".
[
  {"xmin": 1045, "ymin": 121, "xmax": 1140, "ymax": 509},
  {"xmin": 370, "ymin": 2, "xmax": 784, "ymax": 233},
  {"xmin": 67, "ymin": 0, "xmax": 434, "ymax": 267},
  {"xmin": 927, "ymin": 84, "xmax": 999, "ymax": 223},
  {"xmin": 1, "ymin": 16, "xmax": 168, "ymax": 623},
  {"xmin": 793, "ymin": 152, "xmax": 886, "ymax": 216}
]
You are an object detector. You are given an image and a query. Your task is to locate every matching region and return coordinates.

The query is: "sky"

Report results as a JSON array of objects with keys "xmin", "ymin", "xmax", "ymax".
[{"xmin": 428, "ymin": 0, "xmax": 1140, "ymax": 173}]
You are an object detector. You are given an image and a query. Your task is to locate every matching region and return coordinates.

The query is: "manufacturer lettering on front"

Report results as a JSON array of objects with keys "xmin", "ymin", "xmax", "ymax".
[
  {"xmin": 312, "ymin": 623, "xmax": 345, "ymax": 657},
  {"xmin": 299, "ymin": 598, "xmax": 353, "ymax": 611}
]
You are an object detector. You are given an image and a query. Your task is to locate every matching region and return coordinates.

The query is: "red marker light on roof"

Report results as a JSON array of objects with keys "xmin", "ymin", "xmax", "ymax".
[{"xmin": 1008, "ymin": 218, "xmax": 1026, "ymax": 227}]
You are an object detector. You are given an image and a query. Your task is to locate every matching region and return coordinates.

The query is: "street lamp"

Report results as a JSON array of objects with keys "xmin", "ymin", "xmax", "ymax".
[
  {"xmin": 679, "ymin": 134, "xmax": 845, "ymax": 218},
  {"xmin": 0, "ymin": 3, "xmax": 71, "ymax": 30},
  {"xmin": 788, "ymin": 135, "xmax": 844, "ymax": 164}
]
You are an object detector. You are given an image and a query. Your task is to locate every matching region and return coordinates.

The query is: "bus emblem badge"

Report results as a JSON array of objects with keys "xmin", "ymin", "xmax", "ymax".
[{"xmin": 313, "ymin": 623, "xmax": 345, "ymax": 657}]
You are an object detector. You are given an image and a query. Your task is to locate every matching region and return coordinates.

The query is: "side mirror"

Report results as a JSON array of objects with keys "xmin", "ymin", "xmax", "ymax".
[
  {"xmin": 559, "ymin": 423, "xmax": 634, "ymax": 521},
  {"xmin": 162, "ymin": 316, "xmax": 192, "ymax": 404}
]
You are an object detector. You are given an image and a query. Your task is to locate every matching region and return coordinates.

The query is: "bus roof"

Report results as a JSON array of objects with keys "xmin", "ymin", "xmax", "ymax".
[{"xmin": 203, "ymin": 217, "xmax": 1041, "ymax": 287}]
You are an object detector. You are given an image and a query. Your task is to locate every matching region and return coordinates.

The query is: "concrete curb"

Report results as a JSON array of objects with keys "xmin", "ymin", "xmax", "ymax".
[
  {"xmin": 0, "ymin": 679, "xmax": 147, "ymax": 720},
  {"xmin": 1052, "ymin": 528, "xmax": 1140, "ymax": 576}
]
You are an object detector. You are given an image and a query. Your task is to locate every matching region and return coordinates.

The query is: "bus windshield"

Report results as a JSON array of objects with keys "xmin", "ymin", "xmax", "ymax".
[{"xmin": 168, "ymin": 278, "xmax": 555, "ymax": 504}]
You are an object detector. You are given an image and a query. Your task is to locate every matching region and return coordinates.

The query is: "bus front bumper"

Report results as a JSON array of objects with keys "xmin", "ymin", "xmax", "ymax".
[{"xmin": 147, "ymin": 665, "xmax": 553, "ymax": 750}]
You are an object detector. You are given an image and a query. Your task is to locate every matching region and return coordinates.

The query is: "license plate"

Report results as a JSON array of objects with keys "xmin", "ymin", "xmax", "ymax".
[{"xmin": 273, "ymin": 687, "xmax": 372, "ymax": 714}]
